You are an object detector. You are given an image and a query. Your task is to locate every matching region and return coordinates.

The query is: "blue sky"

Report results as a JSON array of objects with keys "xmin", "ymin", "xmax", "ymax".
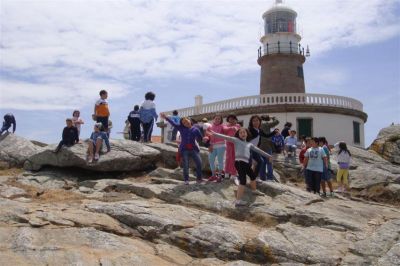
[{"xmin": 1, "ymin": 0, "xmax": 399, "ymax": 146}]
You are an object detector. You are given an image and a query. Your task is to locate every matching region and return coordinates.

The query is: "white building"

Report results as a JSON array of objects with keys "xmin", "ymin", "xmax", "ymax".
[{"xmin": 159, "ymin": 0, "xmax": 367, "ymax": 147}]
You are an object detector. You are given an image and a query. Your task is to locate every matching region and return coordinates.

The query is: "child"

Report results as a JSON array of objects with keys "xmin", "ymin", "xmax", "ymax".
[
  {"xmin": 170, "ymin": 110, "xmax": 180, "ymax": 141},
  {"xmin": 319, "ymin": 137, "xmax": 334, "ymax": 197},
  {"xmin": 248, "ymin": 115, "xmax": 266, "ymax": 182},
  {"xmin": 223, "ymin": 114, "xmax": 241, "ymax": 179},
  {"xmin": 299, "ymin": 137, "xmax": 311, "ymax": 192},
  {"xmin": 203, "ymin": 114, "xmax": 226, "ymax": 182},
  {"xmin": 1, "ymin": 113, "xmax": 16, "ymax": 135},
  {"xmin": 303, "ymin": 137, "xmax": 328, "ymax": 194},
  {"xmin": 271, "ymin": 128, "xmax": 285, "ymax": 154},
  {"xmin": 93, "ymin": 90, "xmax": 110, "ymax": 137},
  {"xmin": 336, "ymin": 141, "xmax": 351, "ymax": 193},
  {"xmin": 259, "ymin": 115, "xmax": 279, "ymax": 181},
  {"xmin": 87, "ymin": 123, "xmax": 111, "ymax": 163},
  {"xmin": 210, "ymin": 128, "xmax": 272, "ymax": 207},
  {"xmin": 140, "ymin": 91, "xmax": 158, "ymax": 143},
  {"xmin": 71, "ymin": 110, "xmax": 84, "ymax": 138},
  {"xmin": 128, "ymin": 105, "xmax": 141, "ymax": 141},
  {"xmin": 284, "ymin": 130, "xmax": 298, "ymax": 157},
  {"xmin": 161, "ymin": 112, "xmax": 203, "ymax": 185},
  {"xmin": 54, "ymin": 118, "xmax": 79, "ymax": 153},
  {"xmin": 281, "ymin": 122, "xmax": 292, "ymax": 139}
]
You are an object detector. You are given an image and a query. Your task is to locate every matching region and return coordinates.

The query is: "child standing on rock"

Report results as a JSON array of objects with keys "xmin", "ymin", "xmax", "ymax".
[
  {"xmin": 302, "ymin": 137, "xmax": 328, "ymax": 195},
  {"xmin": 223, "ymin": 114, "xmax": 241, "ymax": 180},
  {"xmin": 203, "ymin": 114, "xmax": 226, "ymax": 182},
  {"xmin": 161, "ymin": 112, "xmax": 203, "ymax": 185},
  {"xmin": 72, "ymin": 110, "xmax": 84, "ymax": 139},
  {"xmin": 209, "ymin": 128, "xmax": 271, "ymax": 207},
  {"xmin": 336, "ymin": 141, "xmax": 351, "ymax": 193},
  {"xmin": 319, "ymin": 137, "xmax": 334, "ymax": 197}
]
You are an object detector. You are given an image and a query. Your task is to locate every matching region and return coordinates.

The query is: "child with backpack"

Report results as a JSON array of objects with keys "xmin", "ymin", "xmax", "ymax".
[
  {"xmin": 127, "ymin": 105, "xmax": 141, "ymax": 141},
  {"xmin": 160, "ymin": 112, "xmax": 203, "ymax": 185},
  {"xmin": 140, "ymin": 92, "xmax": 158, "ymax": 143},
  {"xmin": 209, "ymin": 128, "xmax": 272, "ymax": 207}
]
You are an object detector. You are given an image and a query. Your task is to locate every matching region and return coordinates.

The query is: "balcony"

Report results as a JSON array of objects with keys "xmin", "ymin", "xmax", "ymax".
[
  {"xmin": 258, "ymin": 41, "xmax": 307, "ymax": 58},
  {"xmin": 164, "ymin": 93, "xmax": 364, "ymax": 118}
]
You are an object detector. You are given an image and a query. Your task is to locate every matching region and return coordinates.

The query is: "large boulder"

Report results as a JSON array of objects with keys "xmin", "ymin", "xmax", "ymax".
[
  {"xmin": 0, "ymin": 133, "xmax": 43, "ymax": 168},
  {"xmin": 369, "ymin": 124, "xmax": 400, "ymax": 164},
  {"xmin": 24, "ymin": 139, "xmax": 160, "ymax": 172}
]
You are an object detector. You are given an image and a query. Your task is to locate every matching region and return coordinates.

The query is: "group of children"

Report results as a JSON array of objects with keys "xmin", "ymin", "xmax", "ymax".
[
  {"xmin": 299, "ymin": 137, "xmax": 352, "ymax": 196},
  {"xmin": 55, "ymin": 90, "xmax": 158, "ymax": 163},
  {"xmin": 162, "ymin": 112, "xmax": 282, "ymax": 206},
  {"xmin": 163, "ymin": 111, "xmax": 353, "ymax": 205}
]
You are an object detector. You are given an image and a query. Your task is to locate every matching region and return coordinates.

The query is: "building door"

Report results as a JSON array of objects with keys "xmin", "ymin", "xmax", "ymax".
[{"xmin": 297, "ymin": 118, "xmax": 312, "ymax": 137}]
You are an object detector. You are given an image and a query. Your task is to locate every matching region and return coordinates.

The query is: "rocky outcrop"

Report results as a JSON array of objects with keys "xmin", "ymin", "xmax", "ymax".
[
  {"xmin": 24, "ymin": 139, "xmax": 160, "ymax": 172},
  {"xmin": 0, "ymin": 133, "xmax": 43, "ymax": 168},
  {"xmin": 1, "ymin": 167, "xmax": 399, "ymax": 265},
  {"xmin": 369, "ymin": 124, "xmax": 400, "ymax": 164}
]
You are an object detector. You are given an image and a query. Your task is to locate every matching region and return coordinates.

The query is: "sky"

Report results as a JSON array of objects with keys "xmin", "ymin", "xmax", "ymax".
[{"xmin": 1, "ymin": 0, "xmax": 399, "ymax": 147}]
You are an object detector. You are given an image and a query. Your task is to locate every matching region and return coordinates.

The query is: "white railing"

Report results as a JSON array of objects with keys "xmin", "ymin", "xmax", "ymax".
[{"xmin": 164, "ymin": 93, "xmax": 364, "ymax": 117}]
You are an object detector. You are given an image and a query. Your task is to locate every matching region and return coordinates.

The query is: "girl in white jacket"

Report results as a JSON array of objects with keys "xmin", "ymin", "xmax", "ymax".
[{"xmin": 336, "ymin": 142, "xmax": 351, "ymax": 192}]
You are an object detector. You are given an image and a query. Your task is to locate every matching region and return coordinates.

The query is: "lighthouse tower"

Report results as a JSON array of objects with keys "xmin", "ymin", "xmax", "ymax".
[{"xmin": 257, "ymin": 0, "xmax": 309, "ymax": 94}]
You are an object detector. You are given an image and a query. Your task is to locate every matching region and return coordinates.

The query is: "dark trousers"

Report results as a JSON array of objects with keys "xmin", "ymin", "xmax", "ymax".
[
  {"xmin": 96, "ymin": 116, "xmax": 109, "ymax": 137},
  {"xmin": 235, "ymin": 160, "xmax": 257, "ymax": 186},
  {"xmin": 130, "ymin": 124, "xmax": 141, "ymax": 141},
  {"xmin": 182, "ymin": 149, "xmax": 202, "ymax": 181},
  {"xmin": 142, "ymin": 120, "xmax": 154, "ymax": 142},
  {"xmin": 171, "ymin": 127, "xmax": 178, "ymax": 141},
  {"xmin": 55, "ymin": 140, "xmax": 74, "ymax": 153},
  {"xmin": 250, "ymin": 151, "xmax": 265, "ymax": 180},
  {"xmin": 307, "ymin": 170, "xmax": 322, "ymax": 194}
]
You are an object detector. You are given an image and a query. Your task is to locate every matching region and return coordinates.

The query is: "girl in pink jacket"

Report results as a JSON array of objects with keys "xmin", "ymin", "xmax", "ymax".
[
  {"xmin": 223, "ymin": 114, "xmax": 241, "ymax": 178},
  {"xmin": 204, "ymin": 114, "xmax": 226, "ymax": 182}
]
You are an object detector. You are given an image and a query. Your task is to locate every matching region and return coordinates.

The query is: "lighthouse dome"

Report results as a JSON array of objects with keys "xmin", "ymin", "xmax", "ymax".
[{"xmin": 262, "ymin": 0, "xmax": 297, "ymax": 34}]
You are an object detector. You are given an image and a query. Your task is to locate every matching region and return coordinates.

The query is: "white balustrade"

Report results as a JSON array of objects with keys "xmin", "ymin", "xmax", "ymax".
[{"xmin": 163, "ymin": 93, "xmax": 363, "ymax": 117}]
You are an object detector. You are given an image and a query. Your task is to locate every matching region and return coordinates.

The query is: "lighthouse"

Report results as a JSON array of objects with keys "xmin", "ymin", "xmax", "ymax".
[
  {"xmin": 258, "ymin": 0, "xmax": 309, "ymax": 94},
  {"xmin": 160, "ymin": 0, "xmax": 367, "ymax": 148}
]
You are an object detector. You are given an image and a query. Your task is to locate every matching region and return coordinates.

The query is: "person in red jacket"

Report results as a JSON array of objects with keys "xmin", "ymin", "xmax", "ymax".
[{"xmin": 299, "ymin": 137, "xmax": 311, "ymax": 191}]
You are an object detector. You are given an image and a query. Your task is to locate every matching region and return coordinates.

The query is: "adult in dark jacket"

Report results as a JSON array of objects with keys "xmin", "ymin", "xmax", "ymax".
[
  {"xmin": 54, "ymin": 118, "xmax": 79, "ymax": 153},
  {"xmin": 0, "ymin": 113, "xmax": 16, "ymax": 135}
]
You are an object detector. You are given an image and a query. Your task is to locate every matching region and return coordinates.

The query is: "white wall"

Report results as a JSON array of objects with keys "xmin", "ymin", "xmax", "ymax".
[{"xmin": 162, "ymin": 112, "xmax": 365, "ymax": 148}]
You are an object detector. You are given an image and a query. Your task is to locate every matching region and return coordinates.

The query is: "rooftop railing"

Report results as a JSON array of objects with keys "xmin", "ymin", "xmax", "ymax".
[{"xmin": 164, "ymin": 93, "xmax": 364, "ymax": 118}]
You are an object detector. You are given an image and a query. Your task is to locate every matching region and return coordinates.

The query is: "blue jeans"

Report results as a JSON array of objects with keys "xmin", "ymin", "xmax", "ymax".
[
  {"xmin": 208, "ymin": 146, "xmax": 225, "ymax": 174},
  {"xmin": 261, "ymin": 149, "xmax": 274, "ymax": 180},
  {"xmin": 251, "ymin": 151, "xmax": 266, "ymax": 180},
  {"xmin": 182, "ymin": 149, "xmax": 203, "ymax": 181}
]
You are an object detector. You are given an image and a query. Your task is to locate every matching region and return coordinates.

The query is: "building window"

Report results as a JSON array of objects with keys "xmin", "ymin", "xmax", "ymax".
[
  {"xmin": 297, "ymin": 66, "xmax": 304, "ymax": 79},
  {"xmin": 297, "ymin": 118, "xmax": 313, "ymax": 138},
  {"xmin": 353, "ymin": 121, "xmax": 360, "ymax": 144}
]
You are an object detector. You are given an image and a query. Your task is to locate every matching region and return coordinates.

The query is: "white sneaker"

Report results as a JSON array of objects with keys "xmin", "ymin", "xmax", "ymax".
[
  {"xmin": 232, "ymin": 176, "xmax": 240, "ymax": 186},
  {"xmin": 234, "ymin": 199, "xmax": 248, "ymax": 207},
  {"xmin": 94, "ymin": 153, "xmax": 100, "ymax": 161}
]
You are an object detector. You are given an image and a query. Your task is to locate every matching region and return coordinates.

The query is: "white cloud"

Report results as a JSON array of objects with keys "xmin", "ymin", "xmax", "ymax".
[{"xmin": 0, "ymin": 0, "xmax": 399, "ymax": 110}]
